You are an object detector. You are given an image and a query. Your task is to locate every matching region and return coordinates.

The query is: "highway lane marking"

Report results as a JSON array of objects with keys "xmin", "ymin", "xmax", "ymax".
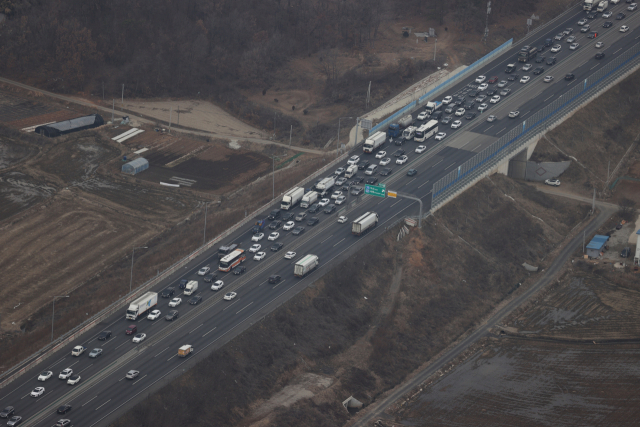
[
  {"xmin": 485, "ymin": 125, "xmax": 494, "ymax": 131},
  {"xmin": 236, "ymin": 302, "xmax": 254, "ymax": 315},
  {"xmin": 189, "ymin": 324, "xmax": 203, "ymax": 334},
  {"xmin": 132, "ymin": 374, "xmax": 147, "ymax": 385},
  {"xmin": 431, "ymin": 159, "xmax": 443, "ymax": 168},
  {"xmin": 167, "ymin": 354, "xmax": 178, "ymax": 361},
  {"xmin": 320, "ymin": 234, "xmax": 333, "ymax": 244},
  {"xmin": 100, "ymin": 337, "xmax": 117, "ymax": 347},
  {"xmin": 390, "ymin": 200, "xmax": 402, "ymax": 208},
  {"xmin": 273, "ymin": 280, "xmax": 286, "ymax": 289},
  {"xmin": 95, "ymin": 399, "xmax": 111, "ymax": 410},
  {"xmin": 78, "ymin": 364, "xmax": 93, "ymax": 375},
  {"xmin": 521, "ymin": 110, "xmax": 530, "ymax": 118},
  {"xmin": 119, "ymin": 376, "xmax": 126, "ymax": 381},
  {"xmin": 154, "ymin": 346, "xmax": 170, "ymax": 358},
  {"xmin": 115, "ymin": 341, "xmax": 129, "ymax": 350},
  {"xmin": 445, "ymin": 162, "xmax": 456, "ymax": 170},
  {"xmin": 333, "ymin": 238, "xmax": 346, "ymax": 247},
  {"xmin": 544, "ymin": 94, "xmax": 554, "ymax": 102},
  {"xmin": 258, "ymin": 279, "xmax": 268, "ymax": 287},
  {"xmin": 223, "ymin": 300, "xmax": 240, "ymax": 311},
  {"xmin": 497, "ymin": 127, "xmax": 506, "ymax": 134},
  {"xmin": 406, "ymin": 178, "xmax": 417, "ymax": 186},
  {"xmin": 590, "ymin": 63, "xmax": 600, "ymax": 70},
  {"xmin": 21, "ymin": 392, "xmax": 29, "ymax": 399},
  {"xmin": 82, "ymin": 396, "xmax": 98, "ymax": 406},
  {"xmin": 614, "ymin": 48, "xmax": 622, "ymax": 54},
  {"xmin": 48, "ymin": 357, "xmax": 66, "ymax": 369},
  {"xmin": 473, "ymin": 143, "xmax": 483, "ymax": 151},
  {"xmin": 202, "ymin": 327, "xmax": 217, "ymax": 337},
  {"xmin": 418, "ymin": 180, "xmax": 430, "ymax": 189},
  {"xmin": 67, "ymin": 360, "xmax": 80, "ymax": 369}
]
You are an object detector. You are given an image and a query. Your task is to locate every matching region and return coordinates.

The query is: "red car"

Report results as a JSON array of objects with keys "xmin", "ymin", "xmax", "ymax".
[
  {"xmin": 487, "ymin": 76, "xmax": 499, "ymax": 84},
  {"xmin": 125, "ymin": 324, "xmax": 137, "ymax": 335}
]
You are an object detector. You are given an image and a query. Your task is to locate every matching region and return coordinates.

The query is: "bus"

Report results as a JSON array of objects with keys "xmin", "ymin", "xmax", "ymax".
[
  {"xmin": 414, "ymin": 120, "xmax": 438, "ymax": 142},
  {"xmin": 219, "ymin": 249, "xmax": 246, "ymax": 272},
  {"xmin": 518, "ymin": 46, "xmax": 537, "ymax": 63}
]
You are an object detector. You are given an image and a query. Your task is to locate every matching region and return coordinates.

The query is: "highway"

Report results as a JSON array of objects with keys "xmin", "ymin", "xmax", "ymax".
[{"xmin": 2, "ymin": 3, "xmax": 640, "ymax": 427}]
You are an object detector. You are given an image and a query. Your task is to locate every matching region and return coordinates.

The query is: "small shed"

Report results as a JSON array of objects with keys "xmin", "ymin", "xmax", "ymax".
[
  {"xmin": 121, "ymin": 158, "xmax": 149, "ymax": 175},
  {"xmin": 586, "ymin": 234, "xmax": 609, "ymax": 258}
]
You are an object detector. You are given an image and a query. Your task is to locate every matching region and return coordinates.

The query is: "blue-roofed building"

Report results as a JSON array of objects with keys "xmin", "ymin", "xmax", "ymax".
[{"xmin": 586, "ymin": 234, "xmax": 609, "ymax": 258}]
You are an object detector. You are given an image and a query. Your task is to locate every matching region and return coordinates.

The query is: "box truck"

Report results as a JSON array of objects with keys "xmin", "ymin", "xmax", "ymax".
[
  {"xmin": 351, "ymin": 212, "xmax": 379, "ymax": 236},
  {"xmin": 178, "ymin": 345, "xmax": 194, "ymax": 357},
  {"xmin": 300, "ymin": 191, "xmax": 318, "ymax": 208},
  {"xmin": 597, "ymin": 0, "xmax": 608, "ymax": 11},
  {"xmin": 251, "ymin": 219, "xmax": 267, "ymax": 234},
  {"xmin": 315, "ymin": 177, "xmax": 335, "ymax": 191},
  {"xmin": 294, "ymin": 254, "xmax": 319, "ymax": 278},
  {"xmin": 424, "ymin": 101, "xmax": 442, "ymax": 115},
  {"xmin": 281, "ymin": 187, "xmax": 305, "ymax": 210},
  {"xmin": 126, "ymin": 292, "xmax": 158, "ymax": 320},
  {"xmin": 184, "ymin": 280, "xmax": 198, "ymax": 296},
  {"xmin": 402, "ymin": 126, "xmax": 417, "ymax": 141},
  {"xmin": 363, "ymin": 131, "xmax": 386, "ymax": 153},
  {"xmin": 387, "ymin": 115, "xmax": 413, "ymax": 138},
  {"xmin": 345, "ymin": 165, "xmax": 358, "ymax": 178}
]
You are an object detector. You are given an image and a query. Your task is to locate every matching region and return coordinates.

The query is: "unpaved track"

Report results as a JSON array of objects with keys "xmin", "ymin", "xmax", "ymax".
[{"xmin": 349, "ymin": 197, "xmax": 616, "ymax": 427}]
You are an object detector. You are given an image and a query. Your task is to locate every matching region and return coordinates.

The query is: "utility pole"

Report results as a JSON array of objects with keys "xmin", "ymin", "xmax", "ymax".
[
  {"xmin": 366, "ymin": 81, "xmax": 372, "ymax": 109},
  {"xmin": 434, "ymin": 38, "xmax": 437, "ymax": 61},
  {"xmin": 338, "ymin": 117, "xmax": 353, "ymax": 156},
  {"xmin": 592, "ymin": 188, "xmax": 596, "ymax": 214},
  {"xmin": 274, "ymin": 112, "xmax": 277, "ymax": 133},
  {"xmin": 178, "ymin": 105, "xmax": 180, "ymax": 125},
  {"xmin": 203, "ymin": 203, "xmax": 209, "ymax": 246},
  {"xmin": 51, "ymin": 295, "xmax": 70, "ymax": 342},
  {"xmin": 102, "ymin": 81, "xmax": 104, "ymax": 101},
  {"xmin": 483, "ymin": 2, "xmax": 491, "ymax": 44},
  {"xmin": 121, "ymin": 84, "xmax": 124, "ymax": 108},
  {"xmin": 130, "ymin": 246, "xmax": 148, "ymax": 293},
  {"xmin": 111, "ymin": 99, "xmax": 114, "ymax": 124},
  {"xmin": 169, "ymin": 107, "xmax": 172, "ymax": 134},
  {"xmin": 289, "ymin": 125, "xmax": 293, "ymax": 146}
]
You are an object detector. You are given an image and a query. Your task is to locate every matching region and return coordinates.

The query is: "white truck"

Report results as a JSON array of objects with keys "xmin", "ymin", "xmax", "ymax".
[
  {"xmin": 597, "ymin": 0, "xmax": 608, "ymax": 11},
  {"xmin": 363, "ymin": 131, "xmax": 386, "ymax": 154},
  {"xmin": 300, "ymin": 191, "xmax": 318, "ymax": 208},
  {"xmin": 424, "ymin": 101, "xmax": 442, "ymax": 115},
  {"xmin": 345, "ymin": 165, "xmax": 358, "ymax": 178},
  {"xmin": 402, "ymin": 126, "xmax": 417, "ymax": 141},
  {"xmin": 583, "ymin": 0, "xmax": 595, "ymax": 10},
  {"xmin": 184, "ymin": 280, "xmax": 198, "ymax": 296},
  {"xmin": 294, "ymin": 254, "xmax": 319, "ymax": 278},
  {"xmin": 71, "ymin": 346, "xmax": 87, "ymax": 357},
  {"xmin": 351, "ymin": 212, "xmax": 379, "ymax": 236},
  {"xmin": 316, "ymin": 177, "xmax": 335, "ymax": 191},
  {"xmin": 126, "ymin": 292, "xmax": 158, "ymax": 320},
  {"xmin": 281, "ymin": 187, "xmax": 305, "ymax": 210}
]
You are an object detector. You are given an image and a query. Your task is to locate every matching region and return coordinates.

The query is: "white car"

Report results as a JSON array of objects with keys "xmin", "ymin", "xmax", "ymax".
[
  {"xmin": 379, "ymin": 157, "xmax": 391, "ymax": 166},
  {"xmin": 569, "ymin": 43, "xmax": 579, "ymax": 50},
  {"xmin": 251, "ymin": 233, "xmax": 264, "ymax": 242},
  {"xmin": 442, "ymin": 95, "xmax": 453, "ymax": 104},
  {"xmin": 347, "ymin": 155, "xmax": 360, "ymax": 165},
  {"xmin": 417, "ymin": 111, "xmax": 429, "ymax": 120},
  {"xmin": 620, "ymin": 25, "xmax": 630, "ymax": 32},
  {"xmin": 38, "ymin": 371, "xmax": 53, "ymax": 382},
  {"xmin": 497, "ymin": 80, "xmax": 508, "ymax": 88},
  {"xmin": 522, "ymin": 63, "xmax": 532, "ymax": 71},
  {"xmin": 435, "ymin": 132, "xmax": 446, "ymax": 141},
  {"xmin": 126, "ymin": 370, "xmax": 139, "ymax": 379},
  {"xmin": 147, "ymin": 309, "xmax": 161, "ymax": 320},
  {"xmin": 211, "ymin": 280, "xmax": 224, "ymax": 291},
  {"xmin": 337, "ymin": 216, "xmax": 348, "ymax": 223},
  {"xmin": 253, "ymin": 251, "xmax": 266, "ymax": 261},
  {"xmin": 67, "ymin": 375, "xmax": 81, "ymax": 385},
  {"xmin": 132, "ymin": 333, "xmax": 146, "ymax": 343},
  {"xmin": 520, "ymin": 76, "xmax": 530, "ymax": 84},
  {"xmin": 268, "ymin": 232, "xmax": 279, "ymax": 241},
  {"xmin": 197, "ymin": 267, "xmax": 210, "ymax": 276},
  {"xmin": 223, "ymin": 292, "xmax": 237, "ymax": 301},
  {"xmin": 284, "ymin": 251, "xmax": 296, "ymax": 259},
  {"xmin": 335, "ymin": 195, "xmax": 347, "ymax": 205},
  {"xmin": 59, "ymin": 369, "xmax": 73, "ymax": 380},
  {"xmin": 509, "ymin": 111, "xmax": 520, "ymax": 118},
  {"xmin": 249, "ymin": 244, "xmax": 261, "ymax": 253},
  {"xmin": 331, "ymin": 190, "xmax": 342, "ymax": 200},
  {"xmin": 475, "ymin": 75, "xmax": 486, "ymax": 83},
  {"xmin": 545, "ymin": 178, "xmax": 561, "ymax": 186},
  {"xmin": 169, "ymin": 298, "xmax": 181, "ymax": 307},
  {"xmin": 455, "ymin": 108, "xmax": 466, "ymax": 116},
  {"xmin": 451, "ymin": 120, "xmax": 462, "ymax": 129},
  {"xmin": 283, "ymin": 221, "xmax": 295, "ymax": 231},
  {"xmin": 595, "ymin": 41, "xmax": 604, "ymax": 48},
  {"xmin": 415, "ymin": 145, "xmax": 427, "ymax": 154},
  {"xmin": 477, "ymin": 83, "xmax": 489, "ymax": 91},
  {"xmin": 566, "ymin": 35, "xmax": 576, "ymax": 43},
  {"xmin": 551, "ymin": 44, "xmax": 561, "ymax": 53},
  {"xmin": 603, "ymin": 11, "xmax": 613, "ymax": 18},
  {"xmin": 628, "ymin": 3, "xmax": 638, "ymax": 11},
  {"xmin": 490, "ymin": 95, "xmax": 501, "ymax": 104},
  {"xmin": 31, "ymin": 387, "xmax": 45, "ymax": 397},
  {"xmin": 578, "ymin": 18, "xmax": 588, "ymax": 26},
  {"xmin": 318, "ymin": 198, "xmax": 330, "ymax": 207},
  {"xmin": 396, "ymin": 155, "xmax": 408, "ymax": 165},
  {"xmin": 487, "ymin": 115, "xmax": 497, "ymax": 122},
  {"xmin": 543, "ymin": 75, "xmax": 554, "ymax": 83},
  {"xmin": 375, "ymin": 151, "xmax": 387, "ymax": 159},
  {"xmin": 478, "ymin": 103, "xmax": 489, "ymax": 112}
]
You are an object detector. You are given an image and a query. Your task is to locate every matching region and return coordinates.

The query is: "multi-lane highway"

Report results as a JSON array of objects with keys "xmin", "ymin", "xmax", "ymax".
[{"xmin": 2, "ymin": 3, "xmax": 640, "ymax": 426}]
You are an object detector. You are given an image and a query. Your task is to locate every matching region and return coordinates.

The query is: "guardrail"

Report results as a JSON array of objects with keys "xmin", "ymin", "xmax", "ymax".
[{"xmin": 432, "ymin": 41, "xmax": 640, "ymax": 209}]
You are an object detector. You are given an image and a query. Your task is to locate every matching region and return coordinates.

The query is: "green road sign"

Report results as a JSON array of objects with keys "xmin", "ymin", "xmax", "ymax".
[{"xmin": 364, "ymin": 184, "xmax": 386, "ymax": 198}]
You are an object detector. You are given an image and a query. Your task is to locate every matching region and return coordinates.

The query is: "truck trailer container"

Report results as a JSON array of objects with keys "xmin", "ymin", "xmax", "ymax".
[
  {"xmin": 300, "ymin": 191, "xmax": 318, "ymax": 208},
  {"xmin": 184, "ymin": 280, "xmax": 198, "ymax": 296},
  {"xmin": 178, "ymin": 345, "xmax": 194, "ymax": 357},
  {"xmin": 424, "ymin": 101, "xmax": 442, "ymax": 115},
  {"xmin": 597, "ymin": 0, "xmax": 608, "ymax": 11},
  {"xmin": 387, "ymin": 115, "xmax": 413, "ymax": 138},
  {"xmin": 345, "ymin": 165, "xmax": 358, "ymax": 178},
  {"xmin": 294, "ymin": 254, "xmax": 319, "ymax": 278},
  {"xmin": 363, "ymin": 131, "xmax": 386, "ymax": 153},
  {"xmin": 315, "ymin": 177, "xmax": 335, "ymax": 191},
  {"xmin": 281, "ymin": 187, "xmax": 305, "ymax": 210},
  {"xmin": 351, "ymin": 212, "xmax": 379, "ymax": 236},
  {"xmin": 126, "ymin": 292, "xmax": 158, "ymax": 320}
]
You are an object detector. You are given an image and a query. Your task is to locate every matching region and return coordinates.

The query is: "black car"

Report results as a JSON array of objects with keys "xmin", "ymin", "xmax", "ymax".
[
  {"xmin": 444, "ymin": 104, "xmax": 455, "ymax": 114},
  {"xmin": 179, "ymin": 279, "xmax": 188, "ymax": 289},
  {"xmin": 595, "ymin": 52, "xmax": 605, "ymax": 59},
  {"xmin": 281, "ymin": 212, "xmax": 295, "ymax": 221},
  {"xmin": 587, "ymin": 31, "xmax": 598, "ymax": 39},
  {"xmin": 352, "ymin": 176, "xmax": 364, "ymax": 184},
  {"xmin": 407, "ymin": 169, "xmax": 418, "ymax": 176},
  {"xmin": 270, "ymin": 242, "xmax": 284, "ymax": 251},
  {"xmin": 358, "ymin": 160, "xmax": 371, "ymax": 170},
  {"xmin": 486, "ymin": 88, "xmax": 497, "ymax": 96},
  {"xmin": 341, "ymin": 185, "xmax": 350, "ymax": 191},
  {"xmin": 165, "ymin": 310, "xmax": 179, "ymax": 321},
  {"xmin": 365, "ymin": 177, "xmax": 378, "ymax": 185},
  {"xmin": 535, "ymin": 56, "xmax": 545, "ymax": 63},
  {"xmin": 616, "ymin": 12, "xmax": 626, "ymax": 20},
  {"xmin": 394, "ymin": 139, "xmax": 404, "ymax": 146},
  {"xmin": 621, "ymin": 247, "xmax": 631, "ymax": 258},
  {"xmin": 268, "ymin": 275, "xmax": 282, "ymax": 284},
  {"xmin": 0, "ymin": 406, "xmax": 14, "ymax": 418},
  {"xmin": 464, "ymin": 101, "xmax": 475, "ymax": 110},
  {"xmin": 323, "ymin": 204, "xmax": 336, "ymax": 214},
  {"xmin": 203, "ymin": 273, "xmax": 217, "ymax": 283},
  {"xmin": 603, "ymin": 21, "xmax": 613, "ymax": 27},
  {"xmin": 351, "ymin": 186, "xmax": 364, "ymax": 196},
  {"xmin": 97, "ymin": 331, "xmax": 112, "ymax": 341},
  {"xmin": 292, "ymin": 226, "xmax": 305, "ymax": 235},
  {"xmin": 533, "ymin": 67, "xmax": 544, "ymax": 75},
  {"xmin": 546, "ymin": 57, "xmax": 557, "ymax": 65},
  {"xmin": 269, "ymin": 220, "xmax": 282, "ymax": 230},
  {"xmin": 537, "ymin": 45, "xmax": 545, "ymax": 53},
  {"xmin": 565, "ymin": 73, "xmax": 575, "ymax": 80},
  {"xmin": 393, "ymin": 149, "xmax": 405, "ymax": 157},
  {"xmin": 544, "ymin": 38, "xmax": 553, "ymax": 46},
  {"xmin": 380, "ymin": 167, "xmax": 392, "ymax": 176},
  {"xmin": 441, "ymin": 116, "xmax": 453, "ymax": 124},
  {"xmin": 267, "ymin": 209, "xmax": 280, "ymax": 220},
  {"xmin": 587, "ymin": 11, "xmax": 598, "ymax": 19},
  {"xmin": 464, "ymin": 112, "xmax": 477, "ymax": 120},
  {"xmin": 161, "ymin": 287, "xmax": 175, "ymax": 298},
  {"xmin": 57, "ymin": 404, "xmax": 72, "ymax": 415},
  {"xmin": 307, "ymin": 204, "xmax": 320, "ymax": 214},
  {"xmin": 189, "ymin": 296, "xmax": 203, "ymax": 305},
  {"xmin": 468, "ymin": 90, "xmax": 479, "ymax": 98},
  {"xmin": 507, "ymin": 73, "xmax": 520, "ymax": 81},
  {"xmin": 454, "ymin": 97, "xmax": 465, "ymax": 106},
  {"xmin": 233, "ymin": 266, "xmax": 246, "ymax": 275},
  {"xmin": 307, "ymin": 217, "xmax": 320, "ymax": 226}
]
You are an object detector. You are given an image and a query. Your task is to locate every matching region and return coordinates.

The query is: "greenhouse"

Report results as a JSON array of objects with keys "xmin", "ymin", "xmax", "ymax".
[{"xmin": 121, "ymin": 158, "xmax": 149, "ymax": 175}]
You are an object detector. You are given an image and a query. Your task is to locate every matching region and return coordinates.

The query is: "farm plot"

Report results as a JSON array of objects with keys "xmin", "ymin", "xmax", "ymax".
[
  {"xmin": 0, "ymin": 171, "xmax": 56, "ymax": 221},
  {"xmin": 0, "ymin": 91, "xmax": 57, "ymax": 123}
]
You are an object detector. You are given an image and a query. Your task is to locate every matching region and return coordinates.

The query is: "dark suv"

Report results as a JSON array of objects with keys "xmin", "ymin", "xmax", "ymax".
[
  {"xmin": 268, "ymin": 275, "xmax": 282, "ymax": 284},
  {"xmin": 203, "ymin": 273, "xmax": 217, "ymax": 283},
  {"xmin": 97, "ymin": 331, "xmax": 112, "ymax": 341},
  {"xmin": 0, "ymin": 406, "xmax": 15, "ymax": 418},
  {"xmin": 307, "ymin": 217, "xmax": 320, "ymax": 226},
  {"xmin": 179, "ymin": 279, "xmax": 188, "ymax": 289},
  {"xmin": 161, "ymin": 287, "xmax": 175, "ymax": 298},
  {"xmin": 267, "ymin": 209, "xmax": 280, "ymax": 220},
  {"xmin": 269, "ymin": 220, "xmax": 281, "ymax": 230},
  {"xmin": 307, "ymin": 203, "xmax": 320, "ymax": 213},
  {"xmin": 546, "ymin": 57, "xmax": 557, "ymax": 66}
]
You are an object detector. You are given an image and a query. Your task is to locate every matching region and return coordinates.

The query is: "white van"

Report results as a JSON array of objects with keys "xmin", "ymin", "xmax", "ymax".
[
  {"xmin": 365, "ymin": 165, "xmax": 378, "ymax": 176},
  {"xmin": 345, "ymin": 165, "xmax": 358, "ymax": 178}
]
